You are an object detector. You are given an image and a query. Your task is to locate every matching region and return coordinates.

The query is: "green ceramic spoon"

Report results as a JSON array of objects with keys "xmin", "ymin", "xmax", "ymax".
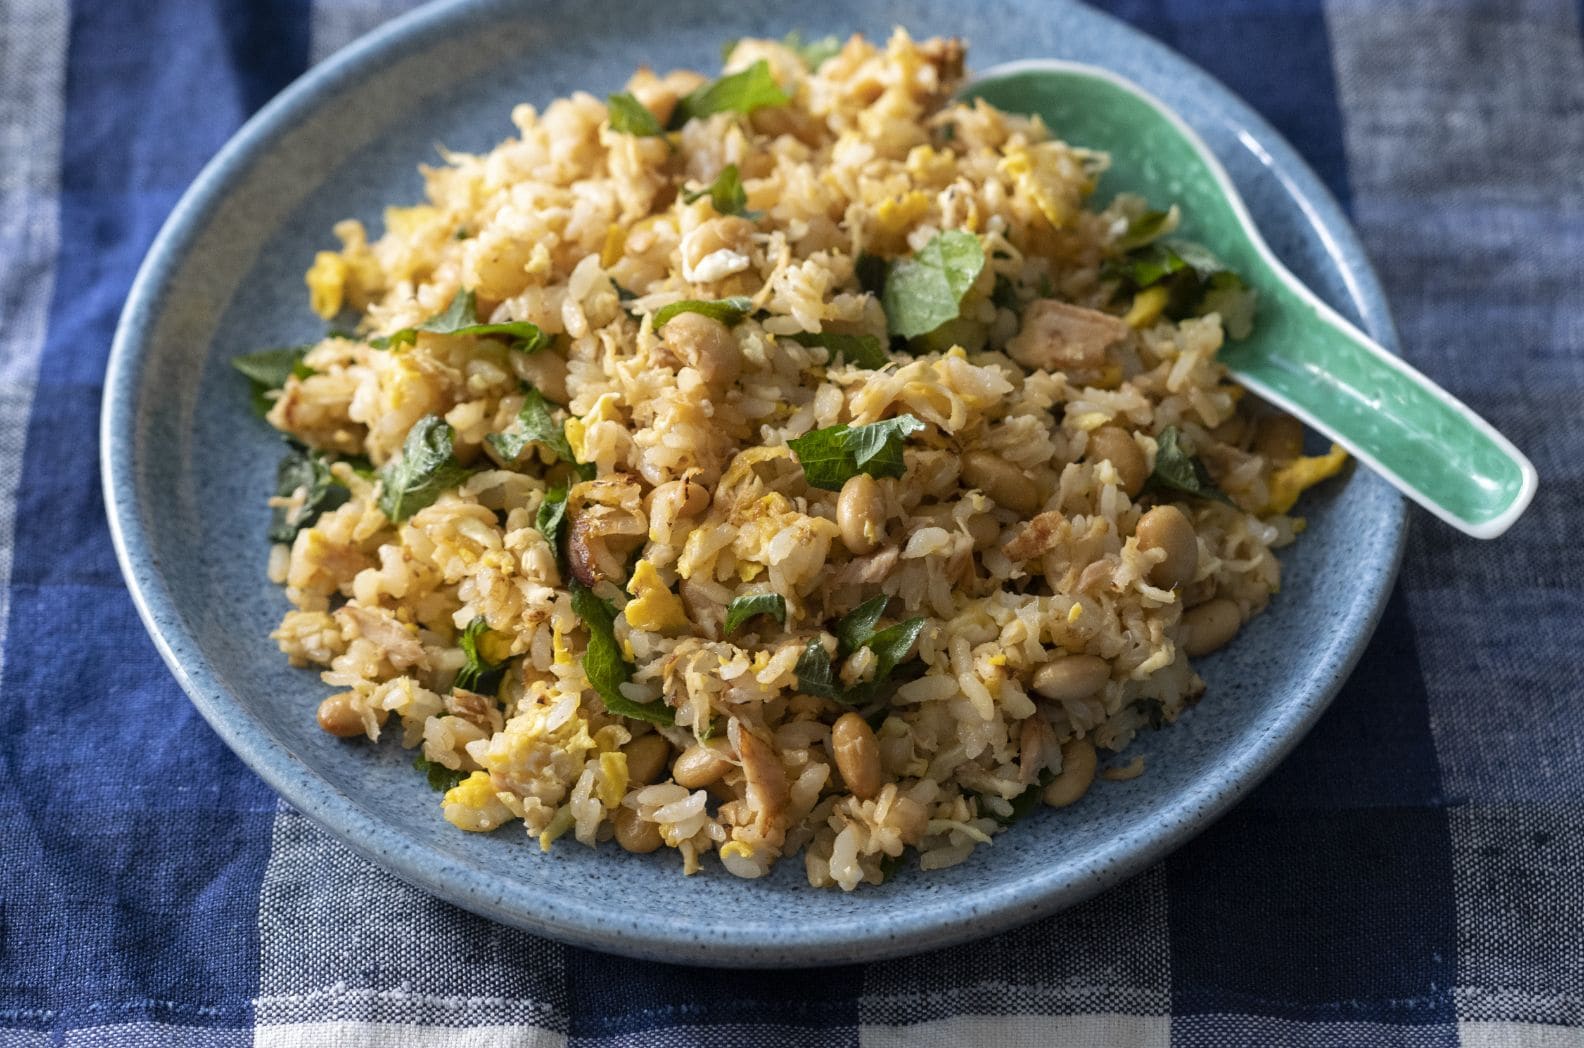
[{"xmin": 963, "ymin": 62, "xmax": 1537, "ymax": 538}]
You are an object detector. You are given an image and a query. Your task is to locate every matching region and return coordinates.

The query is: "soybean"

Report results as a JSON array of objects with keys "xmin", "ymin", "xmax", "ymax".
[
  {"xmin": 1031, "ymin": 655, "xmax": 1111, "ymax": 702},
  {"xmin": 1042, "ymin": 737, "xmax": 1097, "ymax": 808},
  {"xmin": 962, "ymin": 450, "xmax": 1039, "ymax": 516},
  {"xmin": 622, "ymin": 733, "xmax": 672, "ymax": 787},
  {"xmin": 613, "ymin": 806, "xmax": 663, "ymax": 853},
  {"xmin": 672, "ymin": 742, "xmax": 732, "ymax": 789},
  {"xmin": 1135, "ymin": 505, "xmax": 1198, "ymax": 590},
  {"xmin": 836, "ymin": 474, "xmax": 886, "ymax": 554},
  {"xmin": 1087, "ymin": 426, "xmax": 1148, "ymax": 497},
  {"xmin": 831, "ymin": 712, "xmax": 883, "ymax": 800},
  {"xmin": 1181, "ymin": 597, "xmax": 1241, "ymax": 657},
  {"xmin": 317, "ymin": 692, "xmax": 367, "ymax": 738}
]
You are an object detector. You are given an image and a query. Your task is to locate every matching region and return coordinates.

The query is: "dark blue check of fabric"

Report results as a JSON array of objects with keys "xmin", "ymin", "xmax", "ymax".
[{"xmin": 2, "ymin": 1, "xmax": 1579, "ymax": 1045}]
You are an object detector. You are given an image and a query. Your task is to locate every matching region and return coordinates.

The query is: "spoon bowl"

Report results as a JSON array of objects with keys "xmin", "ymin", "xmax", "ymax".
[{"xmin": 964, "ymin": 61, "xmax": 1538, "ymax": 538}]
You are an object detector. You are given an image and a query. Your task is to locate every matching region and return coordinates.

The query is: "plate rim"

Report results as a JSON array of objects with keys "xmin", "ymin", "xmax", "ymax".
[{"xmin": 101, "ymin": 0, "xmax": 1408, "ymax": 966}]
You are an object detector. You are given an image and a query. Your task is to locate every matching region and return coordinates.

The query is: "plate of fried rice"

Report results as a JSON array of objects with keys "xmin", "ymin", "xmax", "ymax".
[{"xmin": 104, "ymin": 0, "xmax": 1406, "ymax": 965}]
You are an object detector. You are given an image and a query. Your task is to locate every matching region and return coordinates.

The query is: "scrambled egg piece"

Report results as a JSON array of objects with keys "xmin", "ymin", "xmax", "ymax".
[
  {"xmin": 564, "ymin": 392, "xmax": 622, "ymax": 463},
  {"xmin": 625, "ymin": 560, "xmax": 689, "ymax": 634},
  {"xmin": 1264, "ymin": 444, "xmax": 1350, "ymax": 514},
  {"xmin": 1000, "ymin": 143, "xmax": 1093, "ymax": 229},
  {"xmin": 872, "ymin": 190, "xmax": 932, "ymax": 253},
  {"xmin": 442, "ymin": 771, "xmax": 513, "ymax": 832},
  {"xmin": 305, "ymin": 251, "xmax": 348, "ymax": 319}
]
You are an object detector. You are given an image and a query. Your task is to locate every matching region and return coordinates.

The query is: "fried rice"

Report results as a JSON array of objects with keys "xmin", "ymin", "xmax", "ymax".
[{"xmin": 248, "ymin": 30, "xmax": 1348, "ymax": 890}]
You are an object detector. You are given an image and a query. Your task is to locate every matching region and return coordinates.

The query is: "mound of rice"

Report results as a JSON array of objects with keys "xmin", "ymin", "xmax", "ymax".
[{"xmin": 253, "ymin": 30, "xmax": 1347, "ymax": 889}]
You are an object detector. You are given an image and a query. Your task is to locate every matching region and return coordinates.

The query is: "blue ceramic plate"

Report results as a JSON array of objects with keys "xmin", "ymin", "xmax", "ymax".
[{"xmin": 103, "ymin": 0, "xmax": 1406, "ymax": 966}]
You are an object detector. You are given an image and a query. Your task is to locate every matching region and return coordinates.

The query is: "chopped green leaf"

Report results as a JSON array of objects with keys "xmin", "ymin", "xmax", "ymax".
[
  {"xmin": 835, "ymin": 594, "xmax": 889, "ymax": 657},
  {"xmin": 877, "ymin": 849, "xmax": 906, "ymax": 882},
  {"xmin": 991, "ymin": 274, "xmax": 1021, "ymax": 313},
  {"xmin": 454, "ymin": 616, "xmax": 508, "ymax": 694},
  {"xmin": 787, "ymin": 414, "xmax": 925, "ymax": 491},
  {"xmin": 783, "ymin": 30, "xmax": 842, "ymax": 70},
  {"xmin": 698, "ymin": 715, "xmax": 718, "ymax": 742},
  {"xmin": 1108, "ymin": 238, "xmax": 1256, "ymax": 339},
  {"xmin": 881, "ymin": 230, "xmax": 985, "ymax": 339},
  {"xmin": 377, "ymin": 415, "xmax": 471, "ymax": 523},
  {"xmin": 413, "ymin": 754, "xmax": 468, "ymax": 792},
  {"xmin": 1148, "ymin": 425, "xmax": 1233, "ymax": 505},
  {"xmin": 785, "ymin": 331, "xmax": 889, "ymax": 369},
  {"xmin": 990, "ymin": 771, "xmax": 1056, "ymax": 826},
  {"xmin": 1117, "ymin": 208, "xmax": 1173, "ymax": 251},
  {"xmin": 536, "ymin": 483, "xmax": 570, "ymax": 561},
  {"xmin": 855, "ymin": 252, "xmax": 887, "ymax": 297},
  {"xmin": 234, "ymin": 344, "xmax": 313, "ymax": 416},
  {"xmin": 606, "ymin": 91, "xmax": 663, "ymax": 136},
  {"xmin": 794, "ymin": 638, "xmax": 841, "ymax": 700},
  {"xmin": 371, "ymin": 289, "xmax": 548, "ymax": 353},
  {"xmin": 651, "ymin": 295, "xmax": 753, "ymax": 330},
  {"xmin": 669, "ymin": 60, "xmax": 791, "ymax": 128},
  {"xmin": 680, "ymin": 163, "xmax": 759, "ymax": 218},
  {"xmin": 269, "ymin": 443, "xmax": 349, "ymax": 543},
  {"xmin": 487, "ymin": 388, "xmax": 593, "ymax": 479},
  {"xmin": 569, "ymin": 581, "xmax": 675, "ymax": 725},
  {"xmin": 724, "ymin": 593, "xmax": 788, "ymax": 635}
]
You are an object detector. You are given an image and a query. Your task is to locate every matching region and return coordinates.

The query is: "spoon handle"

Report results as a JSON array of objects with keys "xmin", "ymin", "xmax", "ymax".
[{"xmin": 1219, "ymin": 271, "xmax": 1537, "ymax": 538}]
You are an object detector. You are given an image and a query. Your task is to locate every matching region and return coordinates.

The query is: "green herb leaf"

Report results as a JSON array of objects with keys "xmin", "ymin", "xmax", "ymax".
[
  {"xmin": 607, "ymin": 91, "xmax": 663, "ymax": 136},
  {"xmin": 454, "ymin": 616, "xmax": 508, "ymax": 694},
  {"xmin": 855, "ymin": 252, "xmax": 887, "ymax": 297},
  {"xmin": 783, "ymin": 30, "xmax": 842, "ymax": 70},
  {"xmin": 486, "ymin": 388, "xmax": 593, "ymax": 479},
  {"xmin": 235, "ymin": 345, "xmax": 313, "ymax": 416},
  {"xmin": 569, "ymin": 580, "xmax": 675, "ymax": 725},
  {"xmin": 670, "ymin": 60, "xmax": 791, "ymax": 128},
  {"xmin": 269, "ymin": 443, "xmax": 349, "ymax": 543},
  {"xmin": 877, "ymin": 849, "xmax": 906, "ymax": 882},
  {"xmin": 698, "ymin": 715, "xmax": 718, "ymax": 742},
  {"xmin": 787, "ymin": 414, "xmax": 925, "ymax": 491},
  {"xmin": 413, "ymin": 753, "xmax": 468, "ymax": 792},
  {"xmin": 1148, "ymin": 425, "xmax": 1233, "ymax": 505},
  {"xmin": 990, "ymin": 771, "xmax": 1056, "ymax": 826},
  {"xmin": 651, "ymin": 296, "xmax": 753, "ymax": 330},
  {"xmin": 1117, "ymin": 209, "xmax": 1173, "ymax": 251},
  {"xmin": 794, "ymin": 638, "xmax": 841, "ymax": 700},
  {"xmin": 723, "ymin": 593, "xmax": 788, "ymax": 635},
  {"xmin": 836, "ymin": 595, "xmax": 926, "ymax": 702},
  {"xmin": 785, "ymin": 331, "xmax": 889, "ymax": 369},
  {"xmin": 835, "ymin": 594, "xmax": 889, "ymax": 657},
  {"xmin": 377, "ymin": 415, "xmax": 472, "ymax": 522},
  {"xmin": 1108, "ymin": 238, "xmax": 1256, "ymax": 339},
  {"xmin": 371, "ymin": 289, "xmax": 548, "ymax": 353},
  {"xmin": 680, "ymin": 163, "xmax": 759, "ymax": 218},
  {"xmin": 881, "ymin": 230, "xmax": 985, "ymax": 339},
  {"xmin": 536, "ymin": 483, "xmax": 570, "ymax": 560}
]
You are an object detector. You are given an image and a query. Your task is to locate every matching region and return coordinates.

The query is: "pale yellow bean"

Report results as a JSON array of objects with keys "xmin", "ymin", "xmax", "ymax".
[
  {"xmin": 1031, "ymin": 655, "xmax": 1111, "ymax": 702},
  {"xmin": 1136, "ymin": 505, "xmax": 1198, "ymax": 590},
  {"xmin": 613, "ymin": 805, "xmax": 663, "ymax": 853},
  {"xmin": 621, "ymin": 734, "xmax": 672, "ymax": 787},
  {"xmin": 962, "ymin": 450, "xmax": 1039, "ymax": 515},
  {"xmin": 661, "ymin": 311, "xmax": 741, "ymax": 388},
  {"xmin": 836, "ymin": 474, "xmax": 886, "ymax": 554},
  {"xmin": 1087, "ymin": 426, "xmax": 1148, "ymax": 497},
  {"xmin": 316, "ymin": 692, "xmax": 368, "ymax": 738},
  {"xmin": 672, "ymin": 743, "xmax": 732, "ymax": 789},
  {"xmin": 1181, "ymin": 598, "xmax": 1241, "ymax": 657},
  {"xmin": 831, "ymin": 712, "xmax": 883, "ymax": 800},
  {"xmin": 1042, "ymin": 737, "xmax": 1097, "ymax": 808}
]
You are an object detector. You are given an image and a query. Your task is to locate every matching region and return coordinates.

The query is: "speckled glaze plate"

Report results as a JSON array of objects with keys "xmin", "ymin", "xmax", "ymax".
[{"xmin": 103, "ymin": 0, "xmax": 1406, "ymax": 966}]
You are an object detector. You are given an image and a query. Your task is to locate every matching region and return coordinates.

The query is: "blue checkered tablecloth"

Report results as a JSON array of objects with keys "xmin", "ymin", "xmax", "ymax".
[{"xmin": 3, "ymin": 0, "xmax": 1580, "ymax": 1044}]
